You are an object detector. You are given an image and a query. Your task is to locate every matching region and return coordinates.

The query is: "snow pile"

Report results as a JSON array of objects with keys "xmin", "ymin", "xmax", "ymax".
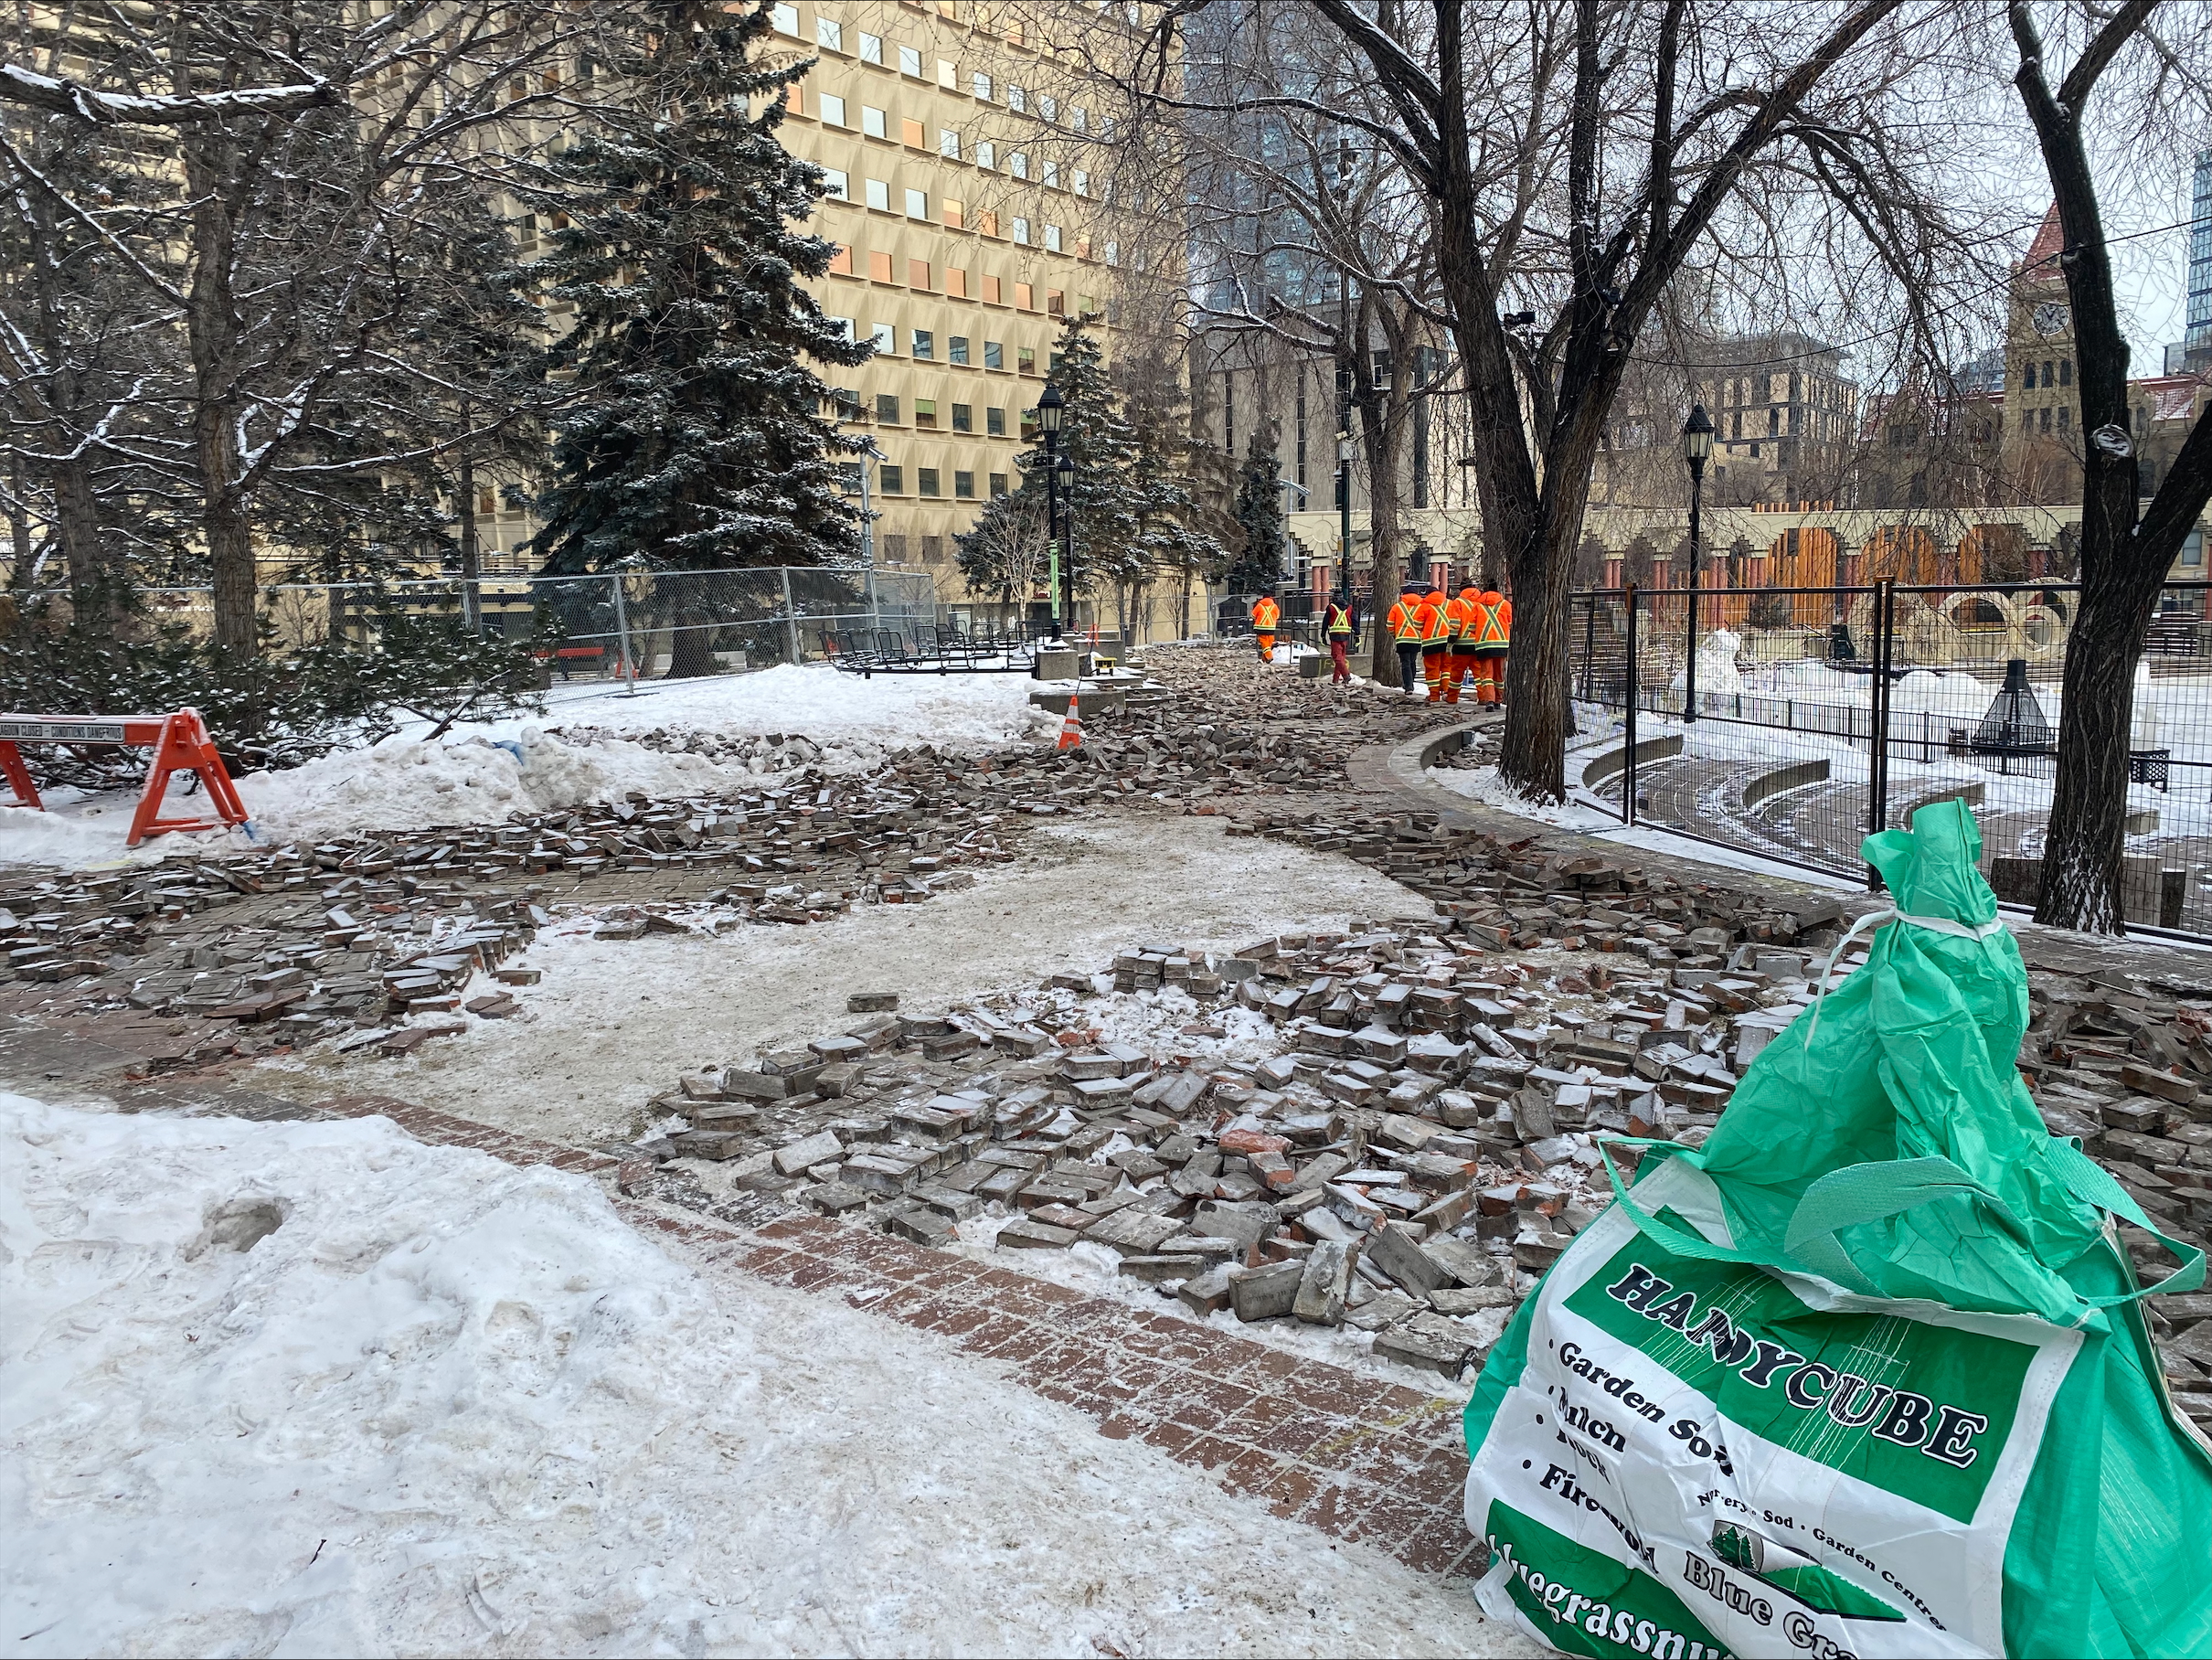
[
  {"xmin": 1673, "ymin": 626, "xmax": 1745, "ymax": 697},
  {"xmin": 1426, "ymin": 762, "xmax": 1622, "ymax": 831},
  {"xmin": 523, "ymin": 662, "xmax": 1052, "ymax": 760},
  {"xmin": 0, "ymin": 1097, "xmax": 1520, "ymax": 1658}
]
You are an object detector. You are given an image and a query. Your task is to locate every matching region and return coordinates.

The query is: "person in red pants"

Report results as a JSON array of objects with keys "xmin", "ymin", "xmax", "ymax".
[{"xmin": 1321, "ymin": 594, "xmax": 1356, "ymax": 683}]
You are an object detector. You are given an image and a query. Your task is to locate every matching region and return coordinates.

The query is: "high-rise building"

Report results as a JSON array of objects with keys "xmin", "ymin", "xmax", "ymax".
[
  {"xmin": 770, "ymin": 0, "xmax": 1151, "ymax": 599},
  {"xmin": 2186, "ymin": 149, "xmax": 2212, "ymax": 371}
]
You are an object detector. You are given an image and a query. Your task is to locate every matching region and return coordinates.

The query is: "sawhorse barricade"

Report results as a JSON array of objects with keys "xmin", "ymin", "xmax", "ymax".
[{"xmin": 0, "ymin": 708, "xmax": 251, "ymax": 846}]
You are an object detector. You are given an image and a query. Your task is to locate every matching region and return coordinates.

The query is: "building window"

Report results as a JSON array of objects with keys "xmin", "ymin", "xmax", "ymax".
[
  {"xmin": 1295, "ymin": 369, "xmax": 1308, "ymax": 487},
  {"xmin": 950, "ymin": 336, "xmax": 971, "ymax": 365},
  {"xmin": 945, "ymin": 267, "xmax": 967, "ymax": 297},
  {"xmin": 1046, "ymin": 288, "xmax": 1064, "ymax": 314},
  {"xmin": 816, "ymin": 16, "xmax": 843, "ymax": 49},
  {"xmin": 1017, "ymin": 345, "xmax": 1037, "ymax": 374},
  {"xmin": 1223, "ymin": 373, "xmax": 1234, "ymax": 452},
  {"xmin": 1043, "ymin": 160, "xmax": 1060, "ymax": 188},
  {"xmin": 1071, "ymin": 105, "xmax": 1089, "ymax": 133},
  {"xmin": 915, "ymin": 399, "xmax": 938, "ymax": 428},
  {"xmin": 1104, "ymin": 239, "xmax": 1119, "ymax": 267},
  {"xmin": 828, "ymin": 316, "xmax": 856, "ymax": 343},
  {"xmin": 876, "ymin": 393, "xmax": 901, "ymax": 423},
  {"xmin": 881, "ymin": 534, "xmax": 907, "ymax": 560},
  {"xmin": 1040, "ymin": 93, "xmax": 1058, "ymax": 122},
  {"xmin": 942, "ymin": 198, "xmax": 964, "ymax": 230},
  {"xmin": 1008, "ymin": 84, "xmax": 1026, "ymax": 112},
  {"xmin": 2057, "ymin": 406, "xmax": 2070, "ymax": 431},
  {"xmin": 920, "ymin": 534, "xmax": 943, "ymax": 562},
  {"xmin": 954, "ymin": 470, "xmax": 975, "ymax": 498},
  {"xmin": 972, "ymin": 71, "xmax": 993, "ymax": 101},
  {"xmin": 865, "ymin": 177, "xmax": 890, "ymax": 211},
  {"xmin": 899, "ymin": 44, "xmax": 923, "ymax": 77},
  {"xmin": 821, "ymin": 167, "xmax": 849, "ymax": 199},
  {"xmin": 912, "ymin": 329, "xmax": 934, "ymax": 360},
  {"xmin": 1072, "ymin": 168, "xmax": 1090, "ymax": 197},
  {"xmin": 859, "ymin": 31, "xmax": 882, "ymax": 63},
  {"xmin": 879, "ymin": 465, "xmax": 904, "ymax": 494},
  {"xmin": 984, "ymin": 341, "xmax": 1004, "ymax": 370},
  {"xmin": 976, "ymin": 210, "xmax": 1000, "ymax": 239},
  {"xmin": 2059, "ymin": 358, "xmax": 2073, "ymax": 385},
  {"xmin": 986, "ymin": 406, "xmax": 1006, "ymax": 435},
  {"xmin": 830, "ymin": 388, "xmax": 861, "ymax": 420},
  {"xmin": 1012, "ymin": 218, "xmax": 1031, "ymax": 246},
  {"xmin": 975, "ymin": 140, "xmax": 995, "ymax": 169},
  {"xmin": 1044, "ymin": 224, "xmax": 1062, "ymax": 252},
  {"xmin": 2185, "ymin": 532, "xmax": 2204, "ymax": 568},
  {"xmin": 2023, "ymin": 363, "xmax": 2037, "ymax": 389},
  {"xmin": 989, "ymin": 472, "xmax": 1009, "ymax": 496},
  {"xmin": 862, "ymin": 105, "xmax": 887, "ymax": 139},
  {"xmin": 919, "ymin": 467, "xmax": 941, "ymax": 496},
  {"xmin": 828, "ymin": 243, "xmax": 853, "ymax": 275},
  {"xmin": 1010, "ymin": 152, "xmax": 1029, "ymax": 181},
  {"xmin": 940, "ymin": 128, "xmax": 961, "ymax": 158},
  {"xmin": 819, "ymin": 93, "xmax": 846, "ymax": 127},
  {"xmin": 1014, "ymin": 281, "xmax": 1034, "ymax": 308},
  {"xmin": 982, "ymin": 276, "xmax": 1003, "ymax": 306},
  {"xmin": 2043, "ymin": 358, "xmax": 2055, "ymax": 386},
  {"xmin": 901, "ymin": 117, "xmax": 925, "ymax": 148},
  {"xmin": 867, "ymin": 249, "xmax": 893, "ymax": 282},
  {"xmin": 869, "ymin": 323, "xmax": 895, "ymax": 355},
  {"xmin": 2040, "ymin": 406, "xmax": 2052, "ymax": 432},
  {"xmin": 952, "ymin": 402, "xmax": 973, "ymax": 431},
  {"xmin": 770, "ymin": 3, "xmax": 799, "ymax": 36},
  {"xmin": 1769, "ymin": 407, "xmax": 1780, "ymax": 436},
  {"xmin": 905, "ymin": 187, "xmax": 928, "ymax": 219}
]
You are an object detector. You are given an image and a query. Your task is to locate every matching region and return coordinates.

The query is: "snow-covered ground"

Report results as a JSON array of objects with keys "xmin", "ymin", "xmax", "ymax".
[
  {"xmin": 0, "ymin": 666, "xmax": 1052, "ymax": 871},
  {"xmin": 238, "ymin": 814, "xmax": 1429, "ymax": 1144},
  {"xmin": 0, "ymin": 1096, "xmax": 1530, "ymax": 1659}
]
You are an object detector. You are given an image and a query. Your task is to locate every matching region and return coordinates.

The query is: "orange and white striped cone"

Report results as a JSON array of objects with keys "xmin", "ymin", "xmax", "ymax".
[{"xmin": 1056, "ymin": 691, "xmax": 1084, "ymax": 751}]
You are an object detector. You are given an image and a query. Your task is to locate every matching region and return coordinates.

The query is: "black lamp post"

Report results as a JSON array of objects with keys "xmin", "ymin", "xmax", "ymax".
[
  {"xmin": 1682, "ymin": 404, "xmax": 1714, "ymax": 722},
  {"xmin": 1054, "ymin": 451, "xmax": 1074, "ymax": 638},
  {"xmin": 1037, "ymin": 382, "xmax": 1065, "ymax": 640}
]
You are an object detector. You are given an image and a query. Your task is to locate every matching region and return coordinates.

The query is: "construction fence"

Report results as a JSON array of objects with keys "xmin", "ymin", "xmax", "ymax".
[
  {"xmin": 75, "ymin": 566, "xmax": 939, "ymax": 683},
  {"xmin": 1566, "ymin": 580, "xmax": 2212, "ymax": 938}
]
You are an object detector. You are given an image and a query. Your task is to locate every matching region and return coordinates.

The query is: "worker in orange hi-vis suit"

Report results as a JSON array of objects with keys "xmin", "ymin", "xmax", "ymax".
[
  {"xmin": 1473, "ymin": 588, "xmax": 1511, "ymax": 707},
  {"xmin": 1417, "ymin": 589, "xmax": 1452, "ymax": 702},
  {"xmin": 1250, "ymin": 592, "xmax": 1281, "ymax": 662},
  {"xmin": 1385, "ymin": 590, "xmax": 1423, "ymax": 694},
  {"xmin": 1444, "ymin": 587, "xmax": 1482, "ymax": 705}
]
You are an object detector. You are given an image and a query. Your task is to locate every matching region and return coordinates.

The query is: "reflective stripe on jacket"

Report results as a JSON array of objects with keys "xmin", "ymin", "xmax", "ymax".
[
  {"xmin": 1325, "ymin": 603, "xmax": 1353, "ymax": 635},
  {"xmin": 1446, "ymin": 596, "xmax": 1479, "ymax": 643},
  {"xmin": 1252, "ymin": 597, "xmax": 1281, "ymax": 629},
  {"xmin": 1388, "ymin": 601, "xmax": 1421, "ymax": 643},
  {"xmin": 1417, "ymin": 600, "xmax": 1451, "ymax": 645},
  {"xmin": 1476, "ymin": 599, "xmax": 1510, "ymax": 646}
]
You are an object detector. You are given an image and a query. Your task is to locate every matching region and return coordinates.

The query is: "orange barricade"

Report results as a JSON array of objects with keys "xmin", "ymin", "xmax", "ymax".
[{"xmin": 0, "ymin": 708, "xmax": 251, "ymax": 846}]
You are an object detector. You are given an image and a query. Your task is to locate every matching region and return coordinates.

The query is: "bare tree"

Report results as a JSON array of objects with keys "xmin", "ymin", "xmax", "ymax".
[
  {"xmin": 2003, "ymin": 1, "xmax": 2212, "ymax": 932},
  {"xmin": 1136, "ymin": 0, "xmax": 1990, "ymax": 796},
  {"xmin": 0, "ymin": 1, "xmax": 586, "ymax": 650}
]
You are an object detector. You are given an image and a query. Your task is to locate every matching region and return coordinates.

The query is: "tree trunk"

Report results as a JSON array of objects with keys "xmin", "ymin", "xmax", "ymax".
[
  {"xmin": 48, "ymin": 457, "xmax": 124, "ymax": 631},
  {"xmin": 666, "ymin": 610, "xmax": 718, "ymax": 676},
  {"xmin": 458, "ymin": 447, "xmax": 483, "ymax": 633},
  {"xmin": 207, "ymin": 488, "xmax": 258, "ymax": 654}
]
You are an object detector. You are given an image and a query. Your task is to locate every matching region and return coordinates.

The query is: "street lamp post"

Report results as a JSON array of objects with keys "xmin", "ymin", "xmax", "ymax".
[
  {"xmin": 1054, "ymin": 452, "xmax": 1074, "ymax": 638},
  {"xmin": 1682, "ymin": 404, "xmax": 1714, "ymax": 722},
  {"xmin": 1037, "ymin": 382, "xmax": 1065, "ymax": 641}
]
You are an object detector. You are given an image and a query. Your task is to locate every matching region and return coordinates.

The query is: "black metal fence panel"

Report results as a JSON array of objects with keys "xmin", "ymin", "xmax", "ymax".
[{"xmin": 1568, "ymin": 581, "xmax": 2212, "ymax": 938}]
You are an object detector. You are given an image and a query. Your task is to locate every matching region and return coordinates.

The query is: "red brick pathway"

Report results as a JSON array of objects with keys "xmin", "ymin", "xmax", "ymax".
[{"xmin": 315, "ymin": 1093, "xmax": 1485, "ymax": 1584}]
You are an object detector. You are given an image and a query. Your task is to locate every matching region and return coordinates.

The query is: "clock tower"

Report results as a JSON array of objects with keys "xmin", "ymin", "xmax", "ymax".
[{"xmin": 2001, "ymin": 202, "xmax": 2086, "ymax": 498}]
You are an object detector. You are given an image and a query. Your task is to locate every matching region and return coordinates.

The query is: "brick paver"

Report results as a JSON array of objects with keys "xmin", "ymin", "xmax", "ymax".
[{"xmin": 309, "ymin": 1091, "xmax": 1488, "ymax": 1585}]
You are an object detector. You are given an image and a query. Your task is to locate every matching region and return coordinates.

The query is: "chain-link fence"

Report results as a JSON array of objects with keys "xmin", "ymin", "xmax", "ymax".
[
  {"xmin": 75, "ymin": 566, "xmax": 937, "ymax": 683},
  {"xmin": 1569, "ymin": 580, "xmax": 2212, "ymax": 937}
]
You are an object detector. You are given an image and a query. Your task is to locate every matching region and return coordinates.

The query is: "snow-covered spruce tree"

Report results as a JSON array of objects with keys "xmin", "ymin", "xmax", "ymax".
[
  {"xmin": 1226, "ymin": 431, "xmax": 1286, "ymax": 595},
  {"xmin": 1013, "ymin": 314, "xmax": 1140, "ymax": 629},
  {"xmin": 530, "ymin": 0, "xmax": 870, "ymax": 674}
]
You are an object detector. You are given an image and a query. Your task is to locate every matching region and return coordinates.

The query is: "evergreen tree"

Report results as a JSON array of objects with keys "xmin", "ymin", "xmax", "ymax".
[
  {"xmin": 529, "ymin": 0, "xmax": 870, "ymax": 582},
  {"xmin": 1116, "ymin": 338, "xmax": 1228, "ymax": 637},
  {"xmin": 1015, "ymin": 315, "xmax": 1141, "ymax": 619},
  {"xmin": 1228, "ymin": 431, "xmax": 1287, "ymax": 593}
]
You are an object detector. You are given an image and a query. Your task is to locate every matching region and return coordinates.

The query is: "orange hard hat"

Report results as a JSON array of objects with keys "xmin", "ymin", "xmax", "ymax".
[{"xmin": 1481, "ymin": 590, "xmax": 1504, "ymax": 604}]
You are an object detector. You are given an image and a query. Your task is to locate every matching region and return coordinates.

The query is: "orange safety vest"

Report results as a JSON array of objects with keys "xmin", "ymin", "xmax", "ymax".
[
  {"xmin": 1447, "ymin": 591, "xmax": 1480, "ymax": 644},
  {"xmin": 1476, "ymin": 591, "xmax": 1510, "ymax": 646},
  {"xmin": 1388, "ymin": 595, "xmax": 1422, "ymax": 643},
  {"xmin": 1251, "ymin": 596, "xmax": 1280, "ymax": 630},
  {"xmin": 1324, "ymin": 601, "xmax": 1353, "ymax": 635},
  {"xmin": 1417, "ymin": 591, "xmax": 1451, "ymax": 645}
]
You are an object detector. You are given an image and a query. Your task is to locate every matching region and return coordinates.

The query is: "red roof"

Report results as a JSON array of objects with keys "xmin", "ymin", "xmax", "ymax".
[{"xmin": 2022, "ymin": 202, "xmax": 2065, "ymax": 279}]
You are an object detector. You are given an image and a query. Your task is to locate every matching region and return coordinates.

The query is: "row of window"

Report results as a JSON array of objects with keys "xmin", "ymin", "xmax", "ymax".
[
  {"xmin": 831, "ymin": 392, "xmax": 1017, "ymax": 436},
  {"xmin": 2023, "ymin": 357, "xmax": 2073, "ymax": 390},
  {"xmin": 800, "ymin": 95, "xmax": 1093, "ymax": 194},
  {"xmin": 842, "ymin": 462, "xmax": 1012, "ymax": 502},
  {"xmin": 819, "ymin": 175, "xmax": 1101, "ymax": 258},
  {"xmin": 770, "ymin": 5, "xmax": 1108, "ymax": 138},
  {"xmin": 824, "ymin": 250, "xmax": 1088, "ymax": 310},
  {"xmin": 824, "ymin": 317, "xmax": 1048, "ymax": 368}
]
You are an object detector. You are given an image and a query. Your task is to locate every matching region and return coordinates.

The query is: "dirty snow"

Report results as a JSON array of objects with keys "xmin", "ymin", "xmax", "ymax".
[
  {"xmin": 0, "ymin": 1095, "xmax": 1528, "ymax": 1658},
  {"xmin": 239, "ymin": 813, "xmax": 1428, "ymax": 1144},
  {"xmin": 0, "ymin": 667, "xmax": 1052, "ymax": 870}
]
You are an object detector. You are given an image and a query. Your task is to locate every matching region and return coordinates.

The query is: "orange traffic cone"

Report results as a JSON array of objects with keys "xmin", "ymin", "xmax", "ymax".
[{"xmin": 1056, "ymin": 691, "xmax": 1084, "ymax": 751}]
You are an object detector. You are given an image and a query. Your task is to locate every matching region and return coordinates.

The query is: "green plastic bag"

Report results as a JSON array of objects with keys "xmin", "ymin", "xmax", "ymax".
[{"xmin": 1462, "ymin": 800, "xmax": 2211, "ymax": 1658}]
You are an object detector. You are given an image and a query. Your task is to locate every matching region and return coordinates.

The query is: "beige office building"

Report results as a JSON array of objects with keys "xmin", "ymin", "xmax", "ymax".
[{"xmin": 766, "ymin": 0, "xmax": 1150, "ymax": 614}]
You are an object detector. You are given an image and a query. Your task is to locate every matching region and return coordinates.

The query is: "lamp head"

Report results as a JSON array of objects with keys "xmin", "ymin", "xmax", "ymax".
[
  {"xmin": 1037, "ymin": 381, "xmax": 1065, "ymax": 434},
  {"xmin": 1683, "ymin": 404, "xmax": 1715, "ymax": 471}
]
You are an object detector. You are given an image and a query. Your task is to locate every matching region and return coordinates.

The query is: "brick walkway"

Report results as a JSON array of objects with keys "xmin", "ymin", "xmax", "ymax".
[{"xmin": 315, "ymin": 1092, "xmax": 1486, "ymax": 1584}]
